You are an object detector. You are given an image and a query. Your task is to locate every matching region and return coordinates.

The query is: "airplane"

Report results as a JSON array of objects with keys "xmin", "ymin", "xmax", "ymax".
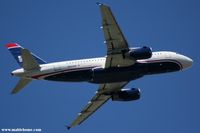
[{"xmin": 6, "ymin": 3, "xmax": 193, "ymax": 129}]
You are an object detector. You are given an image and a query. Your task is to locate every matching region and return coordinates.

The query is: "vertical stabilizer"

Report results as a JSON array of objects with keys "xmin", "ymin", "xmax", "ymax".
[
  {"xmin": 6, "ymin": 43, "xmax": 44, "ymax": 94},
  {"xmin": 6, "ymin": 43, "xmax": 46, "ymax": 67}
]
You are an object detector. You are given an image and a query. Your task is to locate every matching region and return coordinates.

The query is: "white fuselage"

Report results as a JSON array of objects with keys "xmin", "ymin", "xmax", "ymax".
[{"xmin": 12, "ymin": 51, "xmax": 192, "ymax": 83}]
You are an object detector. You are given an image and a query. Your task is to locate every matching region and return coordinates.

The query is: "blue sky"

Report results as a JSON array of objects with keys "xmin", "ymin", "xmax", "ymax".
[{"xmin": 1, "ymin": 0, "xmax": 199, "ymax": 132}]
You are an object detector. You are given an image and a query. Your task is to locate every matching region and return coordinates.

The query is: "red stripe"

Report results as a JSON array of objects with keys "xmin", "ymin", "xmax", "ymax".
[
  {"xmin": 5, "ymin": 43, "xmax": 19, "ymax": 48},
  {"xmin": 138, "ymin": 59, "xmax": 183, "ymax": 69},
  {"xmin": 32, "ymin": 66, "xmax": 99, "ymax": 79}
]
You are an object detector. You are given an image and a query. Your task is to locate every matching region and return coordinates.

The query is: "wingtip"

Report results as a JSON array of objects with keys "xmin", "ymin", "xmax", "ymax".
[
  {"xmin": 96, "ymin": 2, "xmax": 103, "ymax": 6},
  {"xmin": 11, "ymin": 90, "xmax": 17, "ymax": 95},
  {"xmin": 66, "ymin": 125, "xmax": 71, "ymax": 130}
]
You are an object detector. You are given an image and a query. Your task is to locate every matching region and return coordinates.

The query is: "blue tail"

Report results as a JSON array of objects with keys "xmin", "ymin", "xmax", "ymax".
[{"xmin": 6, "ymin": 43, "xmax": 46, "ymax": 67}]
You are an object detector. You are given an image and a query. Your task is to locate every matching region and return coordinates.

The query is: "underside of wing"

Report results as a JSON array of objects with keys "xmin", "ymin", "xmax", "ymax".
[
  {"xmin": 99, "ymin": 3, "xmax": 129, "ymax": 54},
  {"xmin": 98, "ymin": 3, "xmax": 135, "ymax": 68},
  {"xmin": 67, "ymin": 82, "xmax": 128, "ymax": 129},
  {"xmin": 67, "ymin": 3, "xmax": 134, "ymax": 129}
]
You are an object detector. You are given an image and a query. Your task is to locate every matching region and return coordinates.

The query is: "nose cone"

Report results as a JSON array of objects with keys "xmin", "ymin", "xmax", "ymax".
[{"xmin": 179, "ymin": 55, "xmax": 193, "ymax": 70}]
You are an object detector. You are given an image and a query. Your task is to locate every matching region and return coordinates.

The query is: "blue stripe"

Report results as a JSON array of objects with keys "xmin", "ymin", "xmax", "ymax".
[{"xmin": 8, "ymin": 47, "xmax": 46, "ymax": 67}]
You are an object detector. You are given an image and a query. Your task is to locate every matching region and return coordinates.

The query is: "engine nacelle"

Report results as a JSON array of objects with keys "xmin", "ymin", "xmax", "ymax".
[
  {"xmin": 111, "ymin": 88, "xmax": 141, "ymax": 101},
  {"xmin": 128, "ymin": 46, "xmax": 152, "ymax": 60}
]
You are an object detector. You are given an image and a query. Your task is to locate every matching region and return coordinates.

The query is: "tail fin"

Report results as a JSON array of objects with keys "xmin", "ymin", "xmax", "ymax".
[{"xmin": 6, "ymin": 43, "xmax": 46, "ymax": 67}]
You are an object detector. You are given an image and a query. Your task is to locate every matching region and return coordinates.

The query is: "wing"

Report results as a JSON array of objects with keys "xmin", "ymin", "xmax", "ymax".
[
  {"xmin": 67, "ymin": 3, "xmax": 133, "ymax": 129},
  {"xmin": 98, "ymin": 3, "xmax": 135, "ymax": 68},
  {"xmin": 67, "ymin": 82, "xmax": 128, "ymax": 129}
]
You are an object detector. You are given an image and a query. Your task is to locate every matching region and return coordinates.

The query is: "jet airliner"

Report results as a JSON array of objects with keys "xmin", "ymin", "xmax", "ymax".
[{"xmin": 6, "ymin": 3, "xmax": 193, "ymax": 129}]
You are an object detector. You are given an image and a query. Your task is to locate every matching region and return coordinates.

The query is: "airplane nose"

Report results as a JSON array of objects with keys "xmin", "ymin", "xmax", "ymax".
[{"xmin": 180, "ymin": 55, "xmax": 193, "ymax": 70}]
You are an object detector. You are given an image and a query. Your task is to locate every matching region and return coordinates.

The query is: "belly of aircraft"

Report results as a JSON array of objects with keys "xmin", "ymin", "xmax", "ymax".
[
  {"xmin": 44, "ymin": 61, "xmax": 181, "ymax": 83},
  {"xmin": 44, "ymin": 64, "xmax": 146, "ymax": 83}
]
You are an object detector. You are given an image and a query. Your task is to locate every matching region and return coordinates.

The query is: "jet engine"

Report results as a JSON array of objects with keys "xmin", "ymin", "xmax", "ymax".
[
  {"xmin": 128, "ymin": 46, "xmax": 152, "ymax": 60},
  {"xmin": 111, "ymin": 88, "xmax": 141, "ymax": 101}
]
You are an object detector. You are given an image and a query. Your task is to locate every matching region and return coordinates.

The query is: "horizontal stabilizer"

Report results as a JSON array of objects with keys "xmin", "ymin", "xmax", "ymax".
[{"xmin": 11, "ymin": 78, "xmax": 32, "ymax": 94}]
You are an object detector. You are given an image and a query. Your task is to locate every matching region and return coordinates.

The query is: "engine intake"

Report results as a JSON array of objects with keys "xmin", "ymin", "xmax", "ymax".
[
  {"xmin": 111, "ymin": 88, "xmax": 141, "ymax": 101},
  {"xmin": 128, "ymin": 46, "xmax": 152, "ymax": 60}
]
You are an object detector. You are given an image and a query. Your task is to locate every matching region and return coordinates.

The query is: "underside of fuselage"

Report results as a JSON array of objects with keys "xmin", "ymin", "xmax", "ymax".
[{"xmin": 44, "ymin": 61, "xmax": 181, "ymax": 83}]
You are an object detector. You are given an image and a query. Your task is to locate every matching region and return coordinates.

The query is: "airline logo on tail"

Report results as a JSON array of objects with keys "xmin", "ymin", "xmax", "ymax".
[
  {"xmin": 6, "ymin": 43, "xmax": 24, "ymax": 66},
  {"xmin": 18, "ymin": 55, "xmax": 23, "ymax": 63},
  {"xmin": 5, "ymin": 43, "xmax": 47, "ymax": 94},
  {"xmin": 6, "ymin": 43, "xmax": 46, "ymax": 67}
]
